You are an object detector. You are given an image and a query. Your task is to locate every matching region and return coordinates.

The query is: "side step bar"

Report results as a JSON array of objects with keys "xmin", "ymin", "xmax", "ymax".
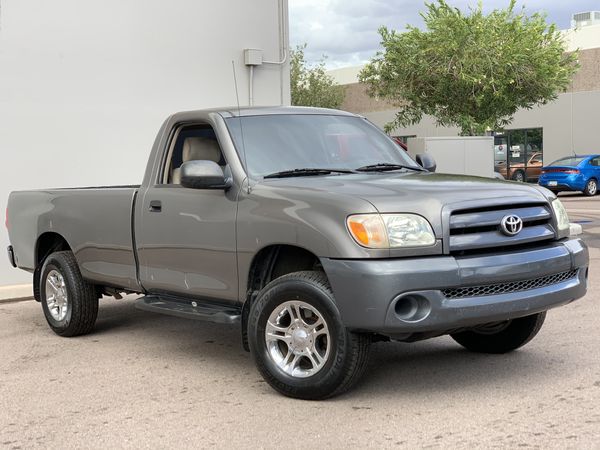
[{"xmin": 135, "ymin": 295, "xmax": 241, "ymax": 325}]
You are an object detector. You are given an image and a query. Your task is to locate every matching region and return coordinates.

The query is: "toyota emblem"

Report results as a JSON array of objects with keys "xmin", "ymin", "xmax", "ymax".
[{"xmin": 500, "ymin": 215, "xmax": 523, "ymax": 236}]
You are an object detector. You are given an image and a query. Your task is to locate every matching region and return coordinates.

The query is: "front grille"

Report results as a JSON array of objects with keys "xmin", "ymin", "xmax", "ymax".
[
  {"xmin": 442, "ymin": 269, "xmax": 578, "ymax": 299},
  {"xmin": 448, "ymin": 203, "xmax": 555, "ymax": 254}
]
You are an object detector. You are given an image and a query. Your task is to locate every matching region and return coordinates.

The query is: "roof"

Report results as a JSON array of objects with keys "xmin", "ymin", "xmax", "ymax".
[{"xmin": 171, "ymin": 105, "xmax": 357, "ymax": 121}]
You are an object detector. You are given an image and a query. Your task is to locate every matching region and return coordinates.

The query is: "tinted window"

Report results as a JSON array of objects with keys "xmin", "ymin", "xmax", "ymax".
[
  {"xmin": 225, "ymin": 115, "xmax": 420, "ymax": 177},
  {"xmin": 550, "ymin": 157, "xmax": 585, "ymax": 167},
  {"xmin": 530, "ymin": 153, "xmax": 542, "ymax": 164}
]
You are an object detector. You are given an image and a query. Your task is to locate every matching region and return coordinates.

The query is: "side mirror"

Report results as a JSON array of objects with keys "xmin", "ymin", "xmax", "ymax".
[
  {"xmin": 180, "ymin": 160, "xmax": 232, "ymax": 189},
  {"xmin": 416, "ymin": 153, "xmax": 436, "ymax": 172}
]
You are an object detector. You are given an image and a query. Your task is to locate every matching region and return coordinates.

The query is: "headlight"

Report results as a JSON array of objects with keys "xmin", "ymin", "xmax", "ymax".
[
  {"xmin": 347, "ymin": 213, "xmax": 436, "ymax": 248},
  {"xmin": 551, "ymin": 199, "xmax": 570, "ymax": 231}
]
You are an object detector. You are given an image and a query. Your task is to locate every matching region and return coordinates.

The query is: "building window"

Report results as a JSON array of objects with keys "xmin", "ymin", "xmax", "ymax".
[{"xmin": 494, "ymin": 128, "xmax": 543, "ymax": 183}]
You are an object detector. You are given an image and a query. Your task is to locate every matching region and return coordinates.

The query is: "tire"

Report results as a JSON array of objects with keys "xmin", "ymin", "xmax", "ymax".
[
  {"xmin": 248, "ymin": 270, "xmax": 371, "ymax": 400},
  {"xmin": 583, "ymin": 178, "xmax": 597, "ymax": 196},
  {"xmin": 450, "ymin": 312, "xmax": 546, "ymax": 354},
  {"xmin": 40, "ymin": 251, "xmax": 99, "ymax": 337},
  {"xmin": 512, "ymin": 170, "xmax": 525, "ymax": 182}
]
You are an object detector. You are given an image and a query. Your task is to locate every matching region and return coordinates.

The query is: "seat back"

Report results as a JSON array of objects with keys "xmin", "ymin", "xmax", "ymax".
[{"xmin": 182, "ymin": 137, "xmax": 222, "ymax": 164}]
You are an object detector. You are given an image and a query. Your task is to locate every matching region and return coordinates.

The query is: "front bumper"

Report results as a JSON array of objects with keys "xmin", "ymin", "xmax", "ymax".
[{"xmin": 321, "ymin": 239, "xmax": 588, "ymax": 337}]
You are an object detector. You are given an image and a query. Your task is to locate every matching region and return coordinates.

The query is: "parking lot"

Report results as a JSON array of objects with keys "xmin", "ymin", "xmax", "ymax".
[{"xmin": 1, "ymin": 194, "xmax": 599, "ymax": 449}]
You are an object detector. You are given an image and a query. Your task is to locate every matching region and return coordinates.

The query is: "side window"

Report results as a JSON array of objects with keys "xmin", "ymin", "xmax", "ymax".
[
  {"xmin": 163, "ymin": 125, "xmax": 226, "ymax": 184},
  {"xmin": 531, "ymin": 154, "xmax": 542, "ymax": 164},
  {"xmin": 591, "ymin": 157, "xmax": 600, "ymax": 167}
]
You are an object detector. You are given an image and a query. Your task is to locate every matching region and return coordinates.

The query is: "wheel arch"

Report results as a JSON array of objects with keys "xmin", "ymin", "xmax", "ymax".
[
  {"xmin": 241, "ymin": 244, "xmax": 326, "ymax": 351},
  {"xmin": 33, "ymin": 232, "xmax": 73, "ymax": 302}
]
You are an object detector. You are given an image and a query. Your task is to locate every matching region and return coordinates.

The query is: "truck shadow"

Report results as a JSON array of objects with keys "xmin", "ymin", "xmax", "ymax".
[
  {"xmin": 351, "ymin": 340, "xmax": 556, "ymax": 400},
  {"xmin": 92, "ymin": 297, "xmax": 561, "ymax": 400}
]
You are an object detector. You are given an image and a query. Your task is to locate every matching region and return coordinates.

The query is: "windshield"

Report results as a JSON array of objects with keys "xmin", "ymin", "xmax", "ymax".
[
  {"xmin": 225, "ymin": 114, "xmax": 420, "ymax": 178},
  {"xmin": 549, "ymin": 157, "xmax": 585, "ymax": 167}
]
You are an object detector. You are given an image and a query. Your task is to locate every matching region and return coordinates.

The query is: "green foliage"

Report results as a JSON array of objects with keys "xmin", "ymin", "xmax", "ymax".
[
  {"xmin": 291, "ymin": 44, "xmax": 345, "ymax": 109},
  {"xmin": 359, "ymin": 0, "xmax": 579, "ymax": 135}
]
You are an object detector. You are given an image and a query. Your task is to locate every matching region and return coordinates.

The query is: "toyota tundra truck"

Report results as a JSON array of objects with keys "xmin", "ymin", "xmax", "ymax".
[{"xmin": 6, "ymin": 107, "xmax": 589, "ymax": 399}]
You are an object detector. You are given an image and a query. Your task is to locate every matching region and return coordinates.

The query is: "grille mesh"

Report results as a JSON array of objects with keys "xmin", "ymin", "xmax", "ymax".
[{"xmin": 442, "ymin": 269, "xmax": 578, "ymax": 299}]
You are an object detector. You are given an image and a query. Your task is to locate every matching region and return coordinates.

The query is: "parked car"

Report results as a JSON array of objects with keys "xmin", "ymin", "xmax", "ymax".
[
  {"xmin": 6, "ymin": 107, "xmax": 589, "ymax": 400},
  {"xmin": 538, "ymin": 154, "xmax": 600, "ymax": 196},
  {"xmin": 391, "ymin": 136, "xmax": 408, "ymax": 151},
  {"xmin": 496, "ymin": 152, "xmax": 543, "ymax": 182}
]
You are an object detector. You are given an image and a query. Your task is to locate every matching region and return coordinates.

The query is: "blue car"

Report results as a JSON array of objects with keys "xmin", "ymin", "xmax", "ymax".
[{"xmin": 538, "ymin": 154, "xmax": 600, "ymax": 196}]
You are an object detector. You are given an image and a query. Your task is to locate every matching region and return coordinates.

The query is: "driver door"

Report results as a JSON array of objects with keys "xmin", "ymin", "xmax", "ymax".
[{"xmin": 136, "ymin": 124, "xmax": 239, "ymax": 303}]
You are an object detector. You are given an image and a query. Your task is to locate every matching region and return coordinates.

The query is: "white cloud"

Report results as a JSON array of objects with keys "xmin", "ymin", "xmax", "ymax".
[{"xmin": 289, "ymin": 0, "xmax": 600, "ymax": 68}]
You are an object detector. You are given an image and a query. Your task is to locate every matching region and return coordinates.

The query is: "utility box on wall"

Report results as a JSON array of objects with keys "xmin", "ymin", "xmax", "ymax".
[{"xmin": 407, "ymin": 136, "xmax": 494, "ymax": 178}]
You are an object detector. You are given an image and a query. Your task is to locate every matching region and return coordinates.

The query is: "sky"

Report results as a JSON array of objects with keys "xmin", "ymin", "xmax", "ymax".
[{"xmin": 289, "ymin": 0, "xmax": 600, "ymax": 68}]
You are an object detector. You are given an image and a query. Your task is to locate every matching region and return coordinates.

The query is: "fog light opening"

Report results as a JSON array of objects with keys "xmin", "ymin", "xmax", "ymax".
[{"xmin": 394, "ymin": 295, "xmax": 431, "ymax": 322}]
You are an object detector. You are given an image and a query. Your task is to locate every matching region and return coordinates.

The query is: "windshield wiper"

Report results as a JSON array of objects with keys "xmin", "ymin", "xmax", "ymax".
[
  {"xmin": 263, "ymin": 168, "xmax": 356, "ymax": 179},
  {"xmin": 356, "ymin": 163, "xmax": 425, "ymax": 172}
]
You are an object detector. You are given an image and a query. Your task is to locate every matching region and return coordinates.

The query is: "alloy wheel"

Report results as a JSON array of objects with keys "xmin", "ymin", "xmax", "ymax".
[
  {"xmin": 45, "ymin": 269, "xmax": 69, "ymax": 321},
  {"xmin": 264, "ymin": 300, "xmax": 331, "ymax": 378}
]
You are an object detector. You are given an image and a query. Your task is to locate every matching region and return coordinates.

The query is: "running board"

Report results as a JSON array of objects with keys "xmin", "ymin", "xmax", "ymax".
[{"xmin": 135, "ymin": 295, "xmax": 241, "ymax": 325}]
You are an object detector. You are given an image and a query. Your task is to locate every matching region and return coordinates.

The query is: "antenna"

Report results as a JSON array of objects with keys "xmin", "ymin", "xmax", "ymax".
[{"xmin": 232, "ymin": 60, "xmax": 250, "ymax": 193}]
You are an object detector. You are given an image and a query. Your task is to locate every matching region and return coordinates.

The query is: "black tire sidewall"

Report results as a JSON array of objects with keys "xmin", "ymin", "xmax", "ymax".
[
  {"xmin": 248, "ymin": 275, "xmax": 352, "ymax": 398},
  {"xmin": 451, "ymin": 312, "xmax": 546, "ymax": 354},
  {"xmin": 39, "ymin": 251, "xmax": 98, "ymax": 337},
  {"xmin": 40, "ymin": 259, "xmax": 74, "ymax": 332}
]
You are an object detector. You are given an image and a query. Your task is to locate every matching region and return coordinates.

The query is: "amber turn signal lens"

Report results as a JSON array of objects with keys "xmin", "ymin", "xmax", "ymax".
[
  {"xmin": 348, "ymin": 221, "xmax": 369, "ymax": 245},
  {"xmin": 346, "ymin": 214, "xmax": 389, "ymax": 248}
]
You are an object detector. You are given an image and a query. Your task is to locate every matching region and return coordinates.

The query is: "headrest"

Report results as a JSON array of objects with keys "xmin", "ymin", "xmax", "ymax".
[{"xmin": 182, "ymin": 137, "xmax": 221, "ymax": 164}]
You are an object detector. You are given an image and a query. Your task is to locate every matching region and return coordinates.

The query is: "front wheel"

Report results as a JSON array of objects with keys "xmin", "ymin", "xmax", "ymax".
[
  {"xmin": 40, "ymin": 251, "xmax": 99, "ymax": 337},
  {"xmin": 512, "ymin": 170, "xmax": 525, "ymax": 182},
  {"xmin": 248, "ymin": 271, "xmax": 371, "ymax": 400},
  {"xmin": 583, "ymin": 178, "xmax": 598, "ymax": 196},
  {"xmin": 450, "ymin": 312, "xmax": 546, "ymax": 354}
]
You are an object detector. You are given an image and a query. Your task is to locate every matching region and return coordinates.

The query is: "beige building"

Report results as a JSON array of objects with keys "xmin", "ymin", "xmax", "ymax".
[{"xmin": 330, "ymin": 21, "xmax": 600, "ymax": 182}]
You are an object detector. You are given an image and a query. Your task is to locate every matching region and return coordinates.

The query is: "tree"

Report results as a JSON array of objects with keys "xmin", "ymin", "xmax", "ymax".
[
  {"xmin": 359, "ymin": 0, "xmax": 579, "ymax": 135},
  {"xmin": 291, "ymin": 44, "xmax": 345, "ymax": 109}
]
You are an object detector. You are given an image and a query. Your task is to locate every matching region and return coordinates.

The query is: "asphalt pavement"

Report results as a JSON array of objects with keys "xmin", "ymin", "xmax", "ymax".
[{"xmin": 1, "ymin": 194, "xmax": 599, "ymax": 449}]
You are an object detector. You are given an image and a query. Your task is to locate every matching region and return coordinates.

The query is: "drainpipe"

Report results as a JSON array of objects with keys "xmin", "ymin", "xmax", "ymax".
[{"xmin": 243, "ymin": 0, "xmax": 289, "ymax": 106}]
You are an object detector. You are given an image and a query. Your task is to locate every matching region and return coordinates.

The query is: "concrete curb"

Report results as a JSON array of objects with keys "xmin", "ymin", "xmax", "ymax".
[
  {"xmin": 0, "ymin": 284, "xmax": 34, "ymax": 303},
  {"xmin": 0, "ymin": 296, "xmax": 35, "ymax": 304}
]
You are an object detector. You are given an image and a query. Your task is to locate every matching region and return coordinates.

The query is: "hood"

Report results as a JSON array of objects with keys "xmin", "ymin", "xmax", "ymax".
[{"xmin": 257, "ymin": 171, "xmax": 551, "ymax": 234}]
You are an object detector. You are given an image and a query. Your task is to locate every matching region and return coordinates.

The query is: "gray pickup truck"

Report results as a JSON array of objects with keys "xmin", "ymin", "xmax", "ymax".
[{"xmin": 6, "ymin": 107, "xmax": 589, "ymax": 399}]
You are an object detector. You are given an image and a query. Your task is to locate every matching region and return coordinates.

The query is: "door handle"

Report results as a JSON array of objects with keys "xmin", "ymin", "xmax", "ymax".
[{"xmin": 149, "ymin": 200, "xmax": 162, "ymax": 212}]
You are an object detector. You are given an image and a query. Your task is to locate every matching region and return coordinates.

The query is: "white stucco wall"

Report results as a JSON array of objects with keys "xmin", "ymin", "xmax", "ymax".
[{"xmin": 0, "ymin": 0, "xmax": 290, "ymax": 287}]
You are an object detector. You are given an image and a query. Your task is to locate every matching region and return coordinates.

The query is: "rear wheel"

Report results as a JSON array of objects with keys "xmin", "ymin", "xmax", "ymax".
[
  {"xmin": 248, "ymin": 271, "xmax": 371, "ymax": 400},
  {"xmin": 450, "ymin": 312, "xmax": 546, "ymax": 354},
  {"xmin": 40, "ymin": 251, "xmax": 99, "ymax": 337},
  {"xmin": 583, "ymin": 178, "xmax": 597, "ymax": 196}
]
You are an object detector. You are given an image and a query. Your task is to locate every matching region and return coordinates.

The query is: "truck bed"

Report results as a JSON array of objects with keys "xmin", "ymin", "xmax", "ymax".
[{"xmin": 7, "ymin": 186, "xmax": 141, "ymax": 291}]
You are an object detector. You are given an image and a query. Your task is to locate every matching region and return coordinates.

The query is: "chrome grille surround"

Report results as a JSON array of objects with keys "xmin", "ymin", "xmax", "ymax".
[{"xmin": 442, "ymin": 269, "xmax": 578, "ymax": 300}]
